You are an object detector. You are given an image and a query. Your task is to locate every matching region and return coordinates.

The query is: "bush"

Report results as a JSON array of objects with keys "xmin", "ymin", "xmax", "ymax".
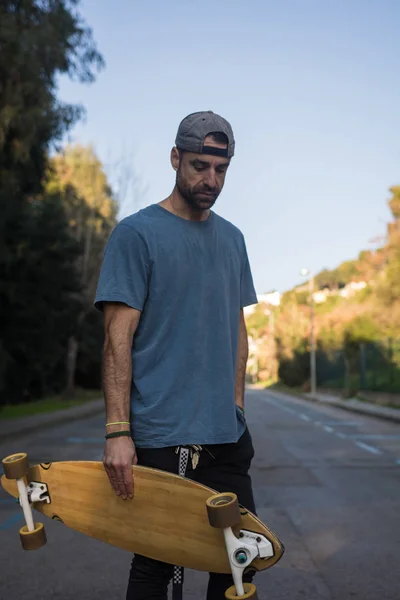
[{"xmin": 278, "ymin": 350, "xmax": 310, "ymax": 387}]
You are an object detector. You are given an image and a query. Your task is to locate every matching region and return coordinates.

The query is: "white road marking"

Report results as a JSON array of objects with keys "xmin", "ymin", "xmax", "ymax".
[
  {"xmin": 263, "ymin": 394, "xmax": 398, "ymax": 461},
  {"xmin": 67, "ymin": 437, "xmax": 104, "ymax": 443},
  {"xmin": 355, "ymin": 442, "xmax": 381, "ymax": 455},
  {"xmin": 316, "ymin": 421, "xmax": 359, "ymax": 427},
  {"xmin": 264, "ymin": 399, "xmax": 297, "ymax": 415},
  {"xmin": 345, "ymin": 434, "xmax": 400, "ymax": 440}
]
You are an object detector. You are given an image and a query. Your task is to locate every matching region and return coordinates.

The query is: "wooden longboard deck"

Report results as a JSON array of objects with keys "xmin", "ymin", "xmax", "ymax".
[{"xmin": 1, "ymin": 461, "xmax": 284, "ymax": 573}]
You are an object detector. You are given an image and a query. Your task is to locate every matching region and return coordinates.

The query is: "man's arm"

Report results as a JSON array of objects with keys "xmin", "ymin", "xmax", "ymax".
[
  {"xmin": 102, "ymin": 302, "xmax": 141, "ymax": 500},
  {"xmin": 103, "ymin": 302, "xmax": 140, "ymax": 423},
  {"xmin": 235, "ymin": 309, "xmax": 248, "ymax": 411}
]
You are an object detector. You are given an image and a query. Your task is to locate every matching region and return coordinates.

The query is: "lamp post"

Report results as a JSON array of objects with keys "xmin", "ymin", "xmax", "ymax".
[
  {"xmin": 300, "ymin": 268, "xmax": 317, "ymax": 397},
  {"xmin": 264, "ymin": 307, "xmax": 277, "ymax": 384}
]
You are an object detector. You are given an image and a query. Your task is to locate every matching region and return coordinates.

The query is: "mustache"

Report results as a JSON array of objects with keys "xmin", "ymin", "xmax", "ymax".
[{"xmin": 195, "ymin": 185, "xmax": 218, "ymax": 195}]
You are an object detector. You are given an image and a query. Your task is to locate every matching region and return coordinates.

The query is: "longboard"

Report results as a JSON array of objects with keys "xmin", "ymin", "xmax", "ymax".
[{"xmin": 1, "ymin": 455, "xmax": 284, "ymax": 598}]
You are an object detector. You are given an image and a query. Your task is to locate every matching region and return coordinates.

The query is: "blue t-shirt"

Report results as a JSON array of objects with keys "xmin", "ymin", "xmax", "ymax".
[{"xmin": 94, "ymin": 204, "xmax": 257, "ymax": 448}]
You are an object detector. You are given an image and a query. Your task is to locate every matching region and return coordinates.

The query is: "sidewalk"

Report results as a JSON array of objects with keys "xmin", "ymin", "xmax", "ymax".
[
  {"xmin": 303, "ymin": 391, "xmax": 400, "ymax": 423},
  {"xmin": 0, "ymin": 398, "xmax": 105, "ymax": 442},
  {"xmin": 269, "ymin": 387, "xmax": 400, "ymax": 424}
]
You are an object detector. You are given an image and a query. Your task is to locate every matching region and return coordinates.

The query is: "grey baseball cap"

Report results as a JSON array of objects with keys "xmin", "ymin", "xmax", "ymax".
[{"xmin": 175, "ymin": 111, "xmax": 235, "ymax": 158}]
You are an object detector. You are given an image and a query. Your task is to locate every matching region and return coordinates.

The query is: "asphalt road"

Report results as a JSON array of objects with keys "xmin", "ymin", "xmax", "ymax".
[{"xmin": 1, "ymin": 388, "xmax": 399, "ymax": 600}]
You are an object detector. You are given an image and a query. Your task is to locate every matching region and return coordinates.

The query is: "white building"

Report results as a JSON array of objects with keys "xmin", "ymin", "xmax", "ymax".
[
  {"xmin": 244, "ymin": 291, "xmax": 281, "ymax": 316},
  {"xmin": 312, "ymin": 281, "xmax": 367, "ymax": 303},
  {"xmin": 339, "ymin": 281, "xmax": 367, "ymax": 298}
]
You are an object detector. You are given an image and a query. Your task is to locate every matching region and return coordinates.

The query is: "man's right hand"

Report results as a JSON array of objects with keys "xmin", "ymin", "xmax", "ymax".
[{"xmin": 103, "ymin": 436, "xmax": 138, "ymax": 500}]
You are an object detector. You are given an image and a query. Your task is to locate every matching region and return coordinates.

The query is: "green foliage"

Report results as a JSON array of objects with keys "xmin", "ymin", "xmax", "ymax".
[
  {"xmin": 46, "ymin": 144, "xmax": 117, "ymax": 235},
  {"xmin": 314, "ymin": 294, "xmax": 342, "ymax": 315},
  {"xmin": 0, "ymin": 389, "xmax": 100, "ymax": 419},
  {"xmin": 318, "ymin": 324, "xmax": 343, "ymax": 352},
  {"xmin": 353, "ymin": 284, "xmax": 373, "ymax": 303},
  {"xmin": 294, "ymin": 290, "xmax": 309, "ymax": 306},
  {"xmin": 75, "ymin": 308, "xmax": 105, "ymax": 389},
  {"xmin": 317, "ymin": 340, "xmax": 400, "ymax": 394},
  {"xmin": 0, "ymin": 0, "xmax": 104, "ymax": 196},
  {"xmin": 245, "ymin": 305, "xmax": 269, "ymax": 336},
  {"xmin": 343, "ymin": 315, "xmax": 381, "ymax": 346},
  {"xmin": 280, "ymin": 290, "xmax": 296, "ymax": 307},
  {"xmin": 249, "ymin": 182, "xmax": 400, "ymax": 393},
  {"xmin": 278, "ymin": 346, "xmax": 310, "ymax": 387},
  {"xmin": 0, "ymin": 193, "xmax": 82, "ymax": 402},
  {"xmin": 45, "ymin": 143, "xmax": 117, "ymax": 337},
  {"xmin": 376, "ymin": 250, "xmax": 400, "ymax": 307},
  {"xmin": 367, "ymin": 188, "xmax": 400, "ymax": 308},
  {"xmin": 0, "ymin": 1, "xmax": 106, "ymax": 405},
  {"xmin": 314, "ymin": 260, "xmax": 359, "ymax": 290},
  {"xmin": 44, "ymin": 144, "xmax": 117, "ymax": 397}
]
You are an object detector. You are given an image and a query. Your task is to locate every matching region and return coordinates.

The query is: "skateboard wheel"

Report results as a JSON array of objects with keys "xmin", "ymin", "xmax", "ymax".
[
  {"xmin": 19, "ymin": 522, "xmax": 47, "ymax": 550},
  {"xmin": 206, "ymin": 492, "xmax": 241, "ymax": 528},
  {"xmin": 225, "ymin": 583, "xmax": 258, "ymax": 599},
  {"xmin": 2, "ymin": 453, "xmax": 29, "ymax": 480}
]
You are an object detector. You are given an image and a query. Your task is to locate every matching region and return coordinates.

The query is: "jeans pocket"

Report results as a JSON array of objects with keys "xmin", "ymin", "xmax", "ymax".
[{"xmin": 237, "ymin": 426, "xmax": 255, "ymax": 466}]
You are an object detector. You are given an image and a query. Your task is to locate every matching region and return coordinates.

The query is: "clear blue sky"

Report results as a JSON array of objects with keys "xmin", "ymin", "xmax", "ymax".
[{"xmin": 58, "ymin": 0, "xmax": 400, "ymax": 294}]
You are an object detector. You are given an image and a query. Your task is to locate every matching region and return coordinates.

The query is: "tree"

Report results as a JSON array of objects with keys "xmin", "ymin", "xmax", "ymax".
[
  {"xmin": 0, "ymin": 0, "xmax": 104, "ymax": 196},
  {"xmin": 104, "ymin": 147, "xmax": 148, "ymax": 220},
  {"xmin": 245, "ymin": 304, "xmax": 279, "ymax": 383},
  {"xmin": 0, "ymin": 1, "xmax": 104, "ymax": 405},
  {"xmin": 376, "ymin": 187, "xmax": 400, "ymax": 307},
  {"xmin": 46, "ymin": 144, "xmax": 117, "ymax": 395},
  {"xmin": 0, "ymin": 192, "xmax": 82, "ymax": 402},
  {"xmin": 274, "ymin": 297, "xmax": 309, "ymax": 361}
]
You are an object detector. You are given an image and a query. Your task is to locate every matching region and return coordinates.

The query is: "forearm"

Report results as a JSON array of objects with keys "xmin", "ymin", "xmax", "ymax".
[
  {"xmin": 102, "ymin": 303, "xmax": 140, "ymax": 430},
  {"xmin": 102, "ymin": 337, "xmax": 132, "ymax": 426},
  {"xmin": 235, "ymin": 311, "xmax": 249, "ymax": 409},
  {"xmin": 102, "ymin": 333, "xmax": 137, "ymax": 501}
]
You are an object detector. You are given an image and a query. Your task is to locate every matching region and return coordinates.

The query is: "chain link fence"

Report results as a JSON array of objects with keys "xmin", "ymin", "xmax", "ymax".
[{"xmin": 316, "ymin": 339, "xmax": 400, "ymax": 393}]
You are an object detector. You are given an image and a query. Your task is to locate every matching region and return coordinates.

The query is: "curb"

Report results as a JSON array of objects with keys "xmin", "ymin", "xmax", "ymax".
[
  {"xmin": 309, "ymin": 396, "xmax": 400, "ymax": 424},
  {"xmin": 0, "ymin": 399, "xmax": 105, "ymax": 442},
  {"xmin": 266, "ymin": 389, "xmax": 400, "ymax": 424}
]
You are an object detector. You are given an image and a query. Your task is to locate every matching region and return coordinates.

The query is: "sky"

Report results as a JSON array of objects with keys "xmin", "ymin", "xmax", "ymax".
[{"xmin": 58, "ymin": 0, "xmax": 400, "ymax": 294}]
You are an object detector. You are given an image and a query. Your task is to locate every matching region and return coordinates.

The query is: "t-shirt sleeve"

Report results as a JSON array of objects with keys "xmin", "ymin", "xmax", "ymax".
[
  {"xmin": 94, "ymin": 223, "xmax": 150, "ymax": 312},
  {"xmin": 240, "ymin": 236, "xmax": 258, "ymax": 308}
]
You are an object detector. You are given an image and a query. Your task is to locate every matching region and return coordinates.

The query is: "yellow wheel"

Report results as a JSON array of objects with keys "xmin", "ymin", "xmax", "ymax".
[
  {"xmin": 206, "ymin": 492, "xmax": 241, "ymax": 528},
  {"xmin": 2, "ymin": 453, "xmax": 29, "ymax": 479},
  {"xmin": 225, "ymin": 583, "xmax": 258, "ymax": 599},
  {"xmin": 19, "ymin": 522, "xmax": 47, "ymax": 550}
]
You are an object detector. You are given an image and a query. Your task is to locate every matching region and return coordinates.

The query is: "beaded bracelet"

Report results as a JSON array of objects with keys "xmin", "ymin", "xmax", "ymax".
[{"xmin": 105, "ymin": 431, "xmax": 132, "ymax": 440}]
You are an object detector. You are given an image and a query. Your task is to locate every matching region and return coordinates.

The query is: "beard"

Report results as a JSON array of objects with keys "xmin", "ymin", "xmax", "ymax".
[{"xmin": 176, "ymin": 171, "xmax": 220, "ymax": 211}]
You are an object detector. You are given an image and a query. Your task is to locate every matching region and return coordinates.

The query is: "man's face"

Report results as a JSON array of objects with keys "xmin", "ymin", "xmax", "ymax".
[{"xmin": 173, "ymin": 136, "xmax": 231, "ymax": 211}]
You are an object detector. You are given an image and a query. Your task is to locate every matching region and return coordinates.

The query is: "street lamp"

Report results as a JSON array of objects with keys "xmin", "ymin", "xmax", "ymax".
[{"xmin": 300, "ymin": 268, "xmax": 317, "ymax": 397}]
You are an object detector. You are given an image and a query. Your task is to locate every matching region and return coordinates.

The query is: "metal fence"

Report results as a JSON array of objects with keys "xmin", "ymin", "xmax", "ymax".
[{"xmin": 316, "ymin": 339, "xmax": 400, "ymax": 393}]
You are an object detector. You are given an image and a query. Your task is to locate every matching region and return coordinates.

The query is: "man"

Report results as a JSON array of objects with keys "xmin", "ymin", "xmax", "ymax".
[{"xmin": 94, "ymin": 110, "xmax": 258, "ymax": 600}]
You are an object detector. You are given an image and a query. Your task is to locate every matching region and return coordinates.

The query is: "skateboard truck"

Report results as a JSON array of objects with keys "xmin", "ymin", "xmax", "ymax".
[
  {"xmin": 224, "ymin": 529, "xmax": 273, "ymax": 597},
  {"xmin": 2, "ymin": 453, "xmax": 48, "ymax": 551},
  {"xmin": 18, "ymin": 482, "xmax": 50, "ymax": 506},
  {"xmin": 207, "ymin": 492, "xmax": 274, "ymax": 599}
]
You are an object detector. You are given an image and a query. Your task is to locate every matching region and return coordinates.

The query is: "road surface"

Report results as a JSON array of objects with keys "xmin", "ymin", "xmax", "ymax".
[{"xmin": 1, "ymin": 388, "xmax": 399, "ymax": 599}]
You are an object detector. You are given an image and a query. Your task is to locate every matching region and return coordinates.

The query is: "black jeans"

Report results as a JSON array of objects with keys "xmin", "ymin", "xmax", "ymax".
[{"xmin": 126, "ymin": 426, "xmax": 257, "ymax": 600}]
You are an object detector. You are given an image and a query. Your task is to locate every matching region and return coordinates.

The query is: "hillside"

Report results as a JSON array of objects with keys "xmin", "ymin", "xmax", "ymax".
[{"xmin": 246, "ymin": 186, "xmax": 400, "ymax": 395}]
